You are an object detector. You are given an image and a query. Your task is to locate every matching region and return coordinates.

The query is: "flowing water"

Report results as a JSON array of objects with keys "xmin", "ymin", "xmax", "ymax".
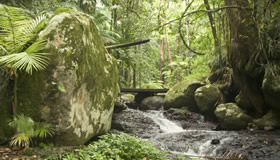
[
  {"xmin": 112, "ymin": 108, "xmax": 280, "ymax": 159},
  {"xmin": 145, "ymin": 110, "xmax": 185, "ymax": 133}
]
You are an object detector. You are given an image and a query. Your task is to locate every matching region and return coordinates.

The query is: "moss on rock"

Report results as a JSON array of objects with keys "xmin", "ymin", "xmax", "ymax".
[
  {"xmin": 194, "ymin": 84, "xmax": 221, "ymax": 117},
  {"xmin": 215, "ymin": 103, "xmax": 252, "ymax": 130},
  {"xmin": 15, "ymin": 11, "xmax": 119, "ymax": 145},
  {"xmin": 164, "ymin": 80, "xmax": 204, "ymax": 111}
]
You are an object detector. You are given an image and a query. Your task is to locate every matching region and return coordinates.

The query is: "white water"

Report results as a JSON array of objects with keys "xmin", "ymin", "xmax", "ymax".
[
  {"xmin": 144, "ymin": 110, "xmax": 185, "ymax": 133},
  {"xmin": 141, "ymin": 110, "xmax": 237, "ymax": 158}
]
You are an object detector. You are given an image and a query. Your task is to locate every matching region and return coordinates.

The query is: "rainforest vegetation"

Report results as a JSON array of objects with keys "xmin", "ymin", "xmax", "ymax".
[{"xmin": 0, "ymin": 0, "xmax": 280, "ymax": 159}]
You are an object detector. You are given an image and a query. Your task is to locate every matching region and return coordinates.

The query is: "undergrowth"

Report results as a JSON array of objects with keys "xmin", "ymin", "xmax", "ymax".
[{"xmin": 46, "ymin": 133, "xmax": 168, "ymax": 160}]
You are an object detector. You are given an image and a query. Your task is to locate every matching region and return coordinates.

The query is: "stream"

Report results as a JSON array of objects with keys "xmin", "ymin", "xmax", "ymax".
[{"xmin": 112, "ymin": 108, "xmax": 280, "ymax": 160}]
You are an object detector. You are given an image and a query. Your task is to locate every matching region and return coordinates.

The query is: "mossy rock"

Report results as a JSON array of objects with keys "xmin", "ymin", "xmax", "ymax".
[
  {"xmin": 15, "ymin": 11, "xmax": 119, "ymax": 145},
  {"xmin": 141, "ymin": 96, "xmax": 164, "ymax": 110},
  {"xmin": 254, "ymin": 110, "xmax": 280, "ymax": 129},
  {"xmin": 194, "ymin": 85, "xmax": 221, "ymax": 117},
  {"xmin": 215, "ymin": 103, "xmax": 252, "ymax": 130},
  {"xmin": 164, "ymin": 80, "xmax": 204, "ymax": 111}
]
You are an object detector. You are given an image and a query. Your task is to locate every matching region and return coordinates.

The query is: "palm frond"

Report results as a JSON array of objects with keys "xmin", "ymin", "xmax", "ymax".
[
  {"xmin": 8, "ymin": 114, "xmax": 34, "ymax": 134},
  {"xmin": 0, "ymin": 44, "xmax": 7, "ymax": 55},
  {"xmin": 34, "ymin": 122, "xmax": 55, "ymax": 138},
  {"xmin": 0, "ymin": 4, "xmax": 47, "ymax": 54},
  {"xmin": 0, "ymin": 4, "xmax": 31, "ymax": 53},
  {"xmin": 10, "ymin": 133, "xmax": 32, "ymax": 148},
  {"xmin": 0, "ymin": 40, "xmax": 50, "ymax": 74}
]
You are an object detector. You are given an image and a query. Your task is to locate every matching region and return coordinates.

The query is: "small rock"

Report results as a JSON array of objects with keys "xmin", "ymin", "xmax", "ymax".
[{"xmin": 211, "ymin": 139, "xmax": 220, "ymax": 145}]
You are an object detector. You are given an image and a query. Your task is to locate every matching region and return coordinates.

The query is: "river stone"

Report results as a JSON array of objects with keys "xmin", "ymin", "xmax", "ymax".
[
  {"xmin": 254, "ymin": 110, "xmax": 280, "ymax": 129},
  {"xmin": 194, "ymin": 85, "xmax": 220, "ymax": 116},
  {"xmin": 215, "ymin": 103, "xmax": 252, "ymax": 130},
  {"xmin": 164, "ymin": 80, "xmax": 204, "ymax": 111},
  {"xmin": 114, "ymin": 101, "xmax": 128, "ymax": 113},
  {"xmin": 262, "ymin": 63, "xmax": 280, "ymax": 111},
  {"xmin": 15, "ymin": 11, "xmax": 119, "ymax": 145},
  {"xmin": 120, "ymin": 94, "xmax": 135, "ymax": 102},
  {"xmin": 141, "ymin": 96, "xmax": 164, "ymax": 110}
]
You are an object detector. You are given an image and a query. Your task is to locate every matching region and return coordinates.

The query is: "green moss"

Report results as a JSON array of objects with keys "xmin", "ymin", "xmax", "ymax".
[{"xmin": 53, "ymin": 8, "xmax": 79, "ymax": 15}]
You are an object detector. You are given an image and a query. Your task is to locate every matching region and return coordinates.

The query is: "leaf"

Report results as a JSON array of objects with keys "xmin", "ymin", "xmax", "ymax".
[{"xmin": 58, "ymin": 84, "xmax": 66, "ymax": 93}]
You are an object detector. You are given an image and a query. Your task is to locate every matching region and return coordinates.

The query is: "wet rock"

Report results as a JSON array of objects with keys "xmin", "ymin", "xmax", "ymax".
[
  {"xmin": 120, "ymin": 94, "xmax": 135, "ymax": 102},
  {"xmin": 215, "ymin": 103, "xmax": 252, "ymax": 130},
  {"xmin": 141, "ymin": 96, "xmax": 164, "ymax": 110},
  {"xmin": 254, "ymin": 110, "xmax": 280, "ymax": 129},
  {"xmin": 211, "ymin": 139, "xmax": 220, "ymax": 145},
  {"xmin": 114, "ymin": 101, "xmax": 128, "ymax": 113},
  {"xmin": 194, "ymin": 85, "xmax": 221, "ymax": 117},
  {"xmin": 164, "ymin": 80, "xmax": 204, "ymax": 111},
  {"xmin": 112, "ymin": 109, "xmax": 161, "ymax": 138},
  {"xmin": 166, "ymin": 107, "xmax": 191, "ymax": 120},
  {"xmin": 11, "ymin": 11, "xmax": 119, "ymax": 145}
]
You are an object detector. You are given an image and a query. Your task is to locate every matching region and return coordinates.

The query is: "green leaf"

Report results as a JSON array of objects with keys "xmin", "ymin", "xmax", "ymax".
[{"xmin": 58, "ymin": 84, "xmax": 66, "ymax": 93}]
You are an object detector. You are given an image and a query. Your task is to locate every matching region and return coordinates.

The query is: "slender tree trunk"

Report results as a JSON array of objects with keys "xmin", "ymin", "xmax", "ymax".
[
  {"xmin": 158, "ymin": 0, "xmax": 165, "ymax": 83},
  {"xmin": 133, "ymin": 64, "xmax": 136, "ymax": 88},
  {"xmin": 160, "ymin": 39, "xmax": 165, "ymax": 82},
  {"xmin": 204, "ymin": 0, "xmax": 221, "ymax": 56},
  {"xmin": 165, "ymin": 26, "xmax": 173, "ymax": 70},
  {"xmin": 12, "ymin": 70, "xmax": 17, "ymax": 118}
]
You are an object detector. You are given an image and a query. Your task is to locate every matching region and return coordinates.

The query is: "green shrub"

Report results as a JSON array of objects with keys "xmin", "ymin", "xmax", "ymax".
[
  {"xmin": 8, "ymin": 114, "xmax": 54, "ymax": 148},
  {"xmin": 47, "ymin": 133, "xmax": 167, "ymax": 160}
]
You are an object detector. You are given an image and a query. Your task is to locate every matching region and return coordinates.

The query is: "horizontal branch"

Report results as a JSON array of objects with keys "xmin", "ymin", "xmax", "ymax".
[
  {"xmin": 159, "ymin": 6, "xmax": 252, "ymax": 29},
  {"xmin": 105, "ymin": 39, "xmax": 150, "ymax": 50}
]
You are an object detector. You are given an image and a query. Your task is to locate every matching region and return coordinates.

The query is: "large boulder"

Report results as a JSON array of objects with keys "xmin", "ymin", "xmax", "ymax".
[
  {"xmin": 215, "ymin": 103, "xmax": 252, "ymax": 130},
  {"xmin": 164, "ymin": 80, "xmax": 204, "ymax": 111},
  {"xmin": 141, "ymin": 96, "xmax": 164, "ymax": 110},
  {"xmin": 14, "ymin": 11, "xmax": 119, "ymax": 145},
  {"xmin": 194, "ymin": 85, "xmax": 220, "ymax": 116},
  {"xmin": 254, "ymin": 110, "xmax": 280, "ymax": 129}
]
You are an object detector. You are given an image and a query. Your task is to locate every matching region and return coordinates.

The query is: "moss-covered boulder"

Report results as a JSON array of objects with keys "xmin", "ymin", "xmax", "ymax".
[
  {"xmin": 141, "ymin": 96, "xmax": 164, "ymax": 110},
  {"xmin": 164, "ymin": 80, "xmax": 204, "ymax": 111},
  {"xmin": 194, "ymin": 85, "xmax": 220, "ymax": 116},
  {"xmin": 15, "ymin": 11, "xmax": 119, "ymax": 145},
  {"xmin": 166, "ymin": 107, "xmax": 191, "ymax": 120},
  {"xmin": 215, "ymin": 103, "xmax": 252, "ymax": 130},
  {"xmin": 262, "ymin": 64, "xmax": 280, "ymax": 112},
  {"xmin": 254, "ymin": 110, "xmax": 280, "ymax": 129}
]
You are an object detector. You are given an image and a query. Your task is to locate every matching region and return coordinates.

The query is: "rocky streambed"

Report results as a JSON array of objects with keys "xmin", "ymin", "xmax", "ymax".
[{"xmin": 111, "ymin": 108, "xmax": 280, "ymax": 160}]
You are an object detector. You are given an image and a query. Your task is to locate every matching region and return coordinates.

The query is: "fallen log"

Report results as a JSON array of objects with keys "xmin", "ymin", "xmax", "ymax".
[{"xmin": 105, "ymin": 39, "xmax": 150, "ymax": 50}]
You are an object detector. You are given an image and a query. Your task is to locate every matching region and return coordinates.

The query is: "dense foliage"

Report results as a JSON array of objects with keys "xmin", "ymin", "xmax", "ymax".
[{"xmin": 47, "ymin": 133, "xmax": 168, "ymax": 160}]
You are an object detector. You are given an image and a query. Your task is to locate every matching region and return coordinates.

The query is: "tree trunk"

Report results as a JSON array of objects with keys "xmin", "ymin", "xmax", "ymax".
[
  {"xmin": 165, "ymin": 26, "xmax": 173, "ymax": 70},
  {"xmin": 225, "ymin": 0, "xmax": 265, "ymax": 115},
  {"xmin": 204, "ymin": 0, "xmax": 221, "ymax": 56},
  {"xmin": 160, "ymin": 39, "xmax": 165, "ymax": 82}
]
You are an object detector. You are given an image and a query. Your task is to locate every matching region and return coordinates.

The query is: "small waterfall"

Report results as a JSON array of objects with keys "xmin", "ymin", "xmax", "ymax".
[{"xmin": 144, "ymin": 110, "xmax": 184, "ymax": 133}]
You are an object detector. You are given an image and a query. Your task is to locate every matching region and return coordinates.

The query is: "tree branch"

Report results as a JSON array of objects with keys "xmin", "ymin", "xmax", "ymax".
[
  {"xmin": 179, "ymin": 0, "xmax": 205, "ymax": 55},
  {"xmin": 159, "ymin": 6, "xmax": 252, "ymax": 29}
]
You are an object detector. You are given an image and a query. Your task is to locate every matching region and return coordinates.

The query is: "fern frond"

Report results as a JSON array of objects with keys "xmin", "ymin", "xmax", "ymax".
[{"xmin": 0, "ymin": 40, "xmax": 50, "ymax": 74}]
